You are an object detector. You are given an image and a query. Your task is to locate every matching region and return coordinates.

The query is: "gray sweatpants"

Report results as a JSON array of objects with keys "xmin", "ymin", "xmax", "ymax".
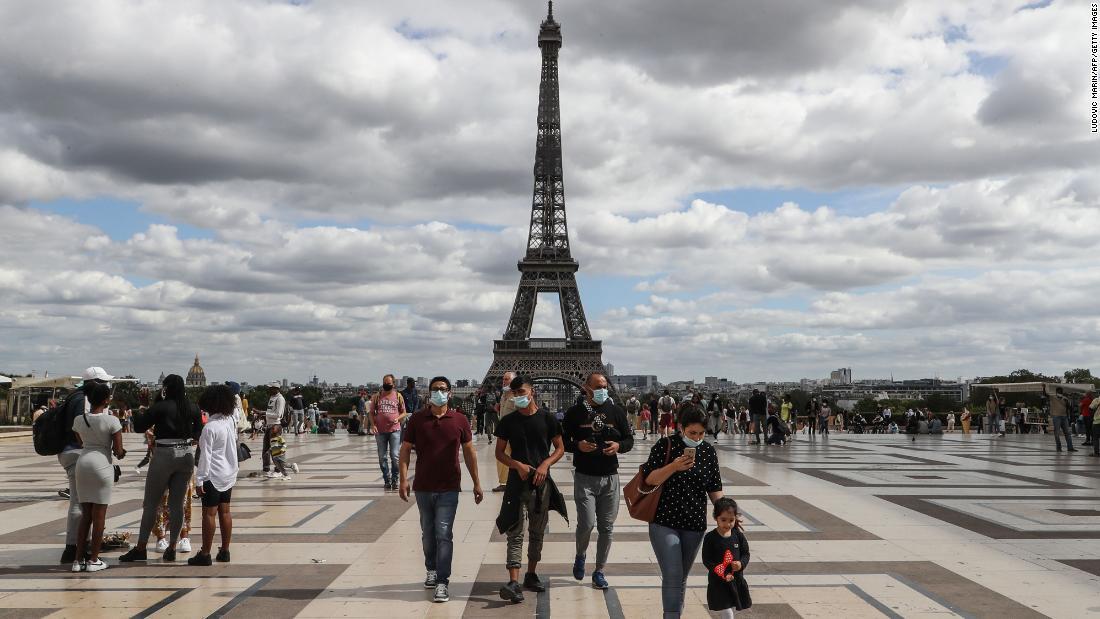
[
  {"xmin": 136, "ymin": 445, "xmax": 194, "ymax": 547},
  {"xmin": 574, "ymin": 471, "xmax": 620, "ymax": 571},
  {"xmin": 58, "ymin": 450, "xmax": 82, "ymax": 545}
]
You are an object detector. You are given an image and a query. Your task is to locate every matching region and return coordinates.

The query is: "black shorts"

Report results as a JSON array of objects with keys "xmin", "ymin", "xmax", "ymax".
[{"xmin": 200, "ymin": 480, "xmax": 233, "ymax": 508}]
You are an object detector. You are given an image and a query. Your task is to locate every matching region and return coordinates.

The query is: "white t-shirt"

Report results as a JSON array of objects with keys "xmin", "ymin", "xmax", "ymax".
[{"xmin": 196, "ymin": 414, "xmax": 239, "ymax": 492}]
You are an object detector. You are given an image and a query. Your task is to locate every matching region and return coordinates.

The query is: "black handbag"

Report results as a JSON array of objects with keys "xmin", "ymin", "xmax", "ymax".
[
  {"xmin": 113, "ymin": 465, "xmax": 122, "ymax": 483},
  {"xmin": 237, "ymin": 442, "xmax": 252, "ymax": 462}
]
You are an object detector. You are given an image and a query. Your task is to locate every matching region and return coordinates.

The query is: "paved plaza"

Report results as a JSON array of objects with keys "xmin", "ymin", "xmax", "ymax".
[{"xmin": 0, "ymin": 430, "xmax": 1098, "ymax": 618}]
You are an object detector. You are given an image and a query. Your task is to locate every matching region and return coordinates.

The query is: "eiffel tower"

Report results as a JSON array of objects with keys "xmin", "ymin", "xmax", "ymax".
[{"xmin": 483, "ymin": 1, "xmax": 607, "ymax": 391}]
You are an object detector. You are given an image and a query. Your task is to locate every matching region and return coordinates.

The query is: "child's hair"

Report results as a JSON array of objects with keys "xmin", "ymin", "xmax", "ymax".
[{"xmin": 713, "ymin": 497, "xmax": 744, "ymax": 531}]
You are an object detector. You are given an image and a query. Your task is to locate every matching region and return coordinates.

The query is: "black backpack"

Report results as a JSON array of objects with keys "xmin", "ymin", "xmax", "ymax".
[{"xmin": 32, "ymin": 392, "xmax": 78, "ymax": 456}]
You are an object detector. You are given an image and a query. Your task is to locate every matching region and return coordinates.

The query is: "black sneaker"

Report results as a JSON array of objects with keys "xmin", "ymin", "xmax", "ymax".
[
  {"xmin": 118, "ymin": 547, "xmax": 148, "ymax": 562},
  {"xmin": 498, "ymin": 580, "xmax": 524, "ymax": 603},
  {"xmin": 187, "ymin": 552, "xmax": 212, "ymax": 566},
  {"xmin": 215, "ymin": 548, "xmax": 231, "ymax": 563},
  {"xmin": 523, "ymin": 572, "xmax": 546, "ymax": 592},
  {"xmin": 60, "ymin": 545, "xmax": 77, "ymax": 564},
  {"xmin": 58, "ymin": 489, "xmax": 70, "ymax": 499},
  {"xmin": 163, "ymin": 548, "xmax": 176, "ymax": 562}
]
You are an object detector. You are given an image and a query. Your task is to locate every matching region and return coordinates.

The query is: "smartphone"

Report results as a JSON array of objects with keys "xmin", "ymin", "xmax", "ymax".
[{"xmin": 683, "ymin": 447, "xmax": 697, "ymax": 460}]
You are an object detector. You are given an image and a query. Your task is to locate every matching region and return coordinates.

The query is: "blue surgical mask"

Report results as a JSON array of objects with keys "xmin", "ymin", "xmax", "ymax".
[
  {"xmin": 430, "ymin": 390, "xmax": 448, "ymax": 407},
  {"xmin": 592, "ymin": 388, "xmax": 609, "ymax": 404},
  {"xmin": 681, "ymin": 436, "xmax": 703, "ymax": 448},
  {"xmin": 513, "ymin": 395, "xmax": 531, "ymax": 410}
]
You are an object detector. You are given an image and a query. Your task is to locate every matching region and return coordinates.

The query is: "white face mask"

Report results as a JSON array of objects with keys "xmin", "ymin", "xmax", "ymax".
[{"xmin": 681, "ymin": 436, "xmax": 703, "ymax": 448}]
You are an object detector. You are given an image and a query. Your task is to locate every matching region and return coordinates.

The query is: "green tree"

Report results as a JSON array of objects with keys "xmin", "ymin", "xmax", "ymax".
[
  {"xmin": 111, "ymin": 376, "xmax": 141, "ymax": 409},
  {"xmin": 852, "ymin": 397, "xmax": 880, "ymax": 414},
  {"xmin": 1064, "ymin": 368, "xmax": 1100, "ymax": 387}
]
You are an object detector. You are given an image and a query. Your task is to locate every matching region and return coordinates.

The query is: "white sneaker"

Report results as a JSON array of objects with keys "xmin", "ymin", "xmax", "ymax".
[
  {"xmin": 264, "ymin": 471, "xmax": 278, "ymax": 478},
  {"xmin": 155, "ymin": 538, "xmax": 169, "ymax": 553},
  {"xmin": 291, "ymin": 463, "xmax": 300, "ymax": 474},
  {"xmin": 72, "ymin": 561, "xmax": 84, "ymax": 572},
  {"xmin": 433, "ymin": 583, "xmax": 449, "ymax": 603},
  {"xmin": 281, "ymin": 476, "xmax": 292, "ymax": 481},
  {"xmin": 178, "ymin": 538, "xmax": 191, "ymax": 553},
  {"xmin": 135, "ymin": 466, "xmax": 145, "ymax": 474},
  {"xmin": 84, "ymin": 559, "xmax": 108, "ymax": 572}
]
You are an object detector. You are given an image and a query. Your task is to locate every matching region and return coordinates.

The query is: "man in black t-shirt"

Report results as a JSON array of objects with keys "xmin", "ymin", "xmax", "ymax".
[
  {"xmin": 494, "ymin": 375, "xmax": 565, "ymax": 603},
  {"xmin": 562, "ymin": 372, "xmax": 633, "ymax": 590}
]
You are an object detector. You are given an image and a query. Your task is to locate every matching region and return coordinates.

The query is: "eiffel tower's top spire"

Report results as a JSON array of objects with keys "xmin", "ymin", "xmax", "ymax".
[{"xmin": 539, "ymin": 1, "xmax": 562, "ymax": 47}]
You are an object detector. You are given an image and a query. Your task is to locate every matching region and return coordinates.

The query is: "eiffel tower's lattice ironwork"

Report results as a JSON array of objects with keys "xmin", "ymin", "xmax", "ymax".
[{"xmin": 483, "ymin": 2, "xmax": 607, "ymax": 390}]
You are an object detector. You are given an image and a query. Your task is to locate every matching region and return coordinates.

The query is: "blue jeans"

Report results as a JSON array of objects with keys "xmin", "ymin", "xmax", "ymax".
[
  {"xmin": 415, "ymin": 491, "xmax": 459, "ymax": 584},
  {"xmin": 375, "ymin": 431, "xmax": 401, "ymax": 484},
  {"xmin": 1052, "ymin": 416, "xmax": 1074, "ymax": 450},
  {"xmin": 649, "ymin": 523, "xmax": 705, "ymax": 618}
]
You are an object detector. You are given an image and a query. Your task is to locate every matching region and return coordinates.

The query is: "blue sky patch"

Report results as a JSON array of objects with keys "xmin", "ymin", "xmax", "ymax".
[
  {"xmin": 691, "ymin": 186, "xmax": 905, "ymax": 217},
  {"xmin": 30, "ymin": 197, "xmax": 214, "ymax": 242}
]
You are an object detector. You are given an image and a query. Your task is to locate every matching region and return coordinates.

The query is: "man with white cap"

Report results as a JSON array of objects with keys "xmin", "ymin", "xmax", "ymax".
[
  {"xmin": 262, "ymin": 383, "xmax": 286, "ymax": 477},
  {"xmin": 58, "ymin": 367, "xmax": 114, "ymax": 564}
]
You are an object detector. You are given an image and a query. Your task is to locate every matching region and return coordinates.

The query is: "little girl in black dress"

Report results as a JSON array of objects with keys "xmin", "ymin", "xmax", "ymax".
[{"xmin": 701, "ymin": 497, "xmax": 751, "ymax": 618}]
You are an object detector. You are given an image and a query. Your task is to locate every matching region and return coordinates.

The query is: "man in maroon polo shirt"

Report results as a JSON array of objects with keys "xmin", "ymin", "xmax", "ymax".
[{"xmin": 399, "ymin": 376, "xmax": 484, "ymax": 604}]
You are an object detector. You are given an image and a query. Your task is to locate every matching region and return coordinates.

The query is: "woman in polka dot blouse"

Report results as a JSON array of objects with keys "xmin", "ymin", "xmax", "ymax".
[{"xmin": 640, "ymin": 407, "xmax": 724, "ymax": 618}]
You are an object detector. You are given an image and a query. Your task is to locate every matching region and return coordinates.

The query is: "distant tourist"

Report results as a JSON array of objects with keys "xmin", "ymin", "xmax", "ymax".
[
  {"xmin": 402, "ymin": 377, "xmax": 421, "ymax": 417},
  {"xmin": 189, "ymin": 385, "xmax": 238, "ymax": 566},
  {"xmin": 748, "ymin": 390, "xmax": 766, "ymax": 445},
  {"xmin": 1090, "ymin": 397, "xmax": 1100, "ymax": 457},
  {"xmin": 474, "ymin": 388, "xmax": 489, "ymax": 435},
  {"xmin": 399, "ymin": 376, "xmax": 484, "ymax": 603},
  {"xmin": 658, "ymin": 390, "xmax": 677, "ymax": 438},
  {"xmin": 819, "ymin": 399, "xmax": 832, "ymax": 436},
  {"xmin": 562, "ymin": 372, "xmax": 633, "ymax": 590},
  {"xmin": 640, "ymin": 404, "xmax": 653, "ymax": 439},
  {"xmin": 960, "ymin": 406, "xmax": 971, "ymax": 434},
  {"xmin": 71, "ymin": 381, "xmax": 126, "ymax": 573},
  {"xmin": 491, "ymin": 371, "xmax": 517, "ymax": 492},
  {"xmin": 1081, "ymin": 391, "xmax": 1094, "ymax": 447},
  {"xmin": 626, "ymin": 395, "xmax": 641, "ymax": 436},
  {"xmin": 1047, "ymin": 386, "xmax": 1076, "ymax": 452},
  {"xmin": 371, "ymin": 374, "xmax": 408, "ymax": 491},
  {"xmin": 986, "ymin": 394, "xmax": 1002, "ymax": 437},
  {"xmin": 288, "ymin": 387, "xmax": 305, "ymax": 435},
  {"xmin": 261, "ymin": 383, "xmax": 285, "ymax": 474},
  {"xmin": 494, "ymin": 375, "xmax": 566, "ymax": 604},
  {"xmin": 120, "ymin": 374, "xmax": 202, "ymax": 563},
  {"xmin": 706, "ymin": 394, "xmax": 723, "ymax": 441}
]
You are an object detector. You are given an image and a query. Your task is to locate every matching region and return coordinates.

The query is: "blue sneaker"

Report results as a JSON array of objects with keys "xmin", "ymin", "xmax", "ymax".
[
  {"xmin": 592, "ymin": 570, "xmax": 608, "ymax": 590},
  {"xmin": 572, "ymin": 554, "xmax": 585, "ymax": 580}
]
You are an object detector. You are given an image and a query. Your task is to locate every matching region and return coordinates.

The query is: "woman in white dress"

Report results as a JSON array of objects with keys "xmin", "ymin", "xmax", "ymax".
[{"xmin": 73, "ymin": 382, "xmax": 126, "ymax": 572}]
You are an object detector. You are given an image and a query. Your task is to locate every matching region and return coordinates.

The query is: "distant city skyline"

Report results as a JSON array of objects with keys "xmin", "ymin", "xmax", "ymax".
[{"xmin": 0, "ymin": 1, "xmax": 1095, "ymax": 384}]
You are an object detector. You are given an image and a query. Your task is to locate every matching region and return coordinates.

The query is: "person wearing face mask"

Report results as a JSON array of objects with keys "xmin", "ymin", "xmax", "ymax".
[
  {"xmin": 371, "ymin": 374, "xmax": 408, "ymax": 491},
  {"xmin": 641, "ymin": 408, "xmax": 724, "ymax": 618},
  {"xmin": 494, "ymin": 375, "xmax": 567, "ymax": 604},
  {"xmin": 491, "ymin": 372, "xmax": 517, "ymax": 493},
  {"xmin": 398, "ymin": 377, "xmax": 484, "ymax": 604},
  {"xmin": 561, "ymin": 372, "xmax": 633, "ymax": 590}
]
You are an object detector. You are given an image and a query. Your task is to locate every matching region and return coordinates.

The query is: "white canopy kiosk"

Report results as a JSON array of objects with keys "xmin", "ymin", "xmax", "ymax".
[{"xmin": 971, "ymin": 382, "xmax": 1095, "ymax": 432}]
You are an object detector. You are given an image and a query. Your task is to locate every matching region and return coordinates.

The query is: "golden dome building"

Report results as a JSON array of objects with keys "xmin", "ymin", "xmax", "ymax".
[{"xmin": 186, "ymin": 354, "xmax": 207, "ymax": 388}]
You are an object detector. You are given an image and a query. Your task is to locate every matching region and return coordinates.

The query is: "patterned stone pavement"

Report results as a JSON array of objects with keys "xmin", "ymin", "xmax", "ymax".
[{"xmin": 0, "ymin": 429, "xmax": 1098, "ymax": 618}]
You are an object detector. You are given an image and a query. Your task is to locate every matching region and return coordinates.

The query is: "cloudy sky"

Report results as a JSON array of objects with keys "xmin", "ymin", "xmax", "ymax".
[{"xmin": 1, "ymin": 0, "xmax": 1096, "ymax": 385}]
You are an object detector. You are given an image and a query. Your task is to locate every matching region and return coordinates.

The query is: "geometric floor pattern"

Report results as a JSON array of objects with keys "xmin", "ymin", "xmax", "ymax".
[{"xmin": 1, "ymin": 430, "xmax": 1099, "ymax": 617}]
